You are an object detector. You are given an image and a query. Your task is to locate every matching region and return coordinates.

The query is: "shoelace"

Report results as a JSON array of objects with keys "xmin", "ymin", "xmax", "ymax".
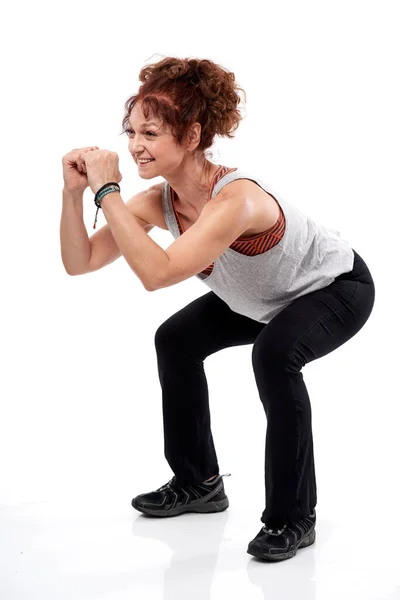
[
  {"xmin": 156, "ymin": 477, "xmax": 177, "ymax": 492},
  {"xmin": 262, "ymin": 510, "xmax": 315, "ymax": 536},
  {"xmin": 262, "ymin": 525, "xmax": 287, "ymax": 535}
]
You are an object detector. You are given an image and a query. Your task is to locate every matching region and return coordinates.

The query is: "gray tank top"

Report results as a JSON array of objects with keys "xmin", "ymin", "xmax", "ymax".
[{"xmin": 161, "ymin": 167, "xmax": 354, "ymax": 324}]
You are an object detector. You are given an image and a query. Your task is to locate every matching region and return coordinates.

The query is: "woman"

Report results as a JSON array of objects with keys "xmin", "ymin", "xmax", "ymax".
[{"xmin": 61, "ymin": 56, "xmax": 375, "ymax": 562}]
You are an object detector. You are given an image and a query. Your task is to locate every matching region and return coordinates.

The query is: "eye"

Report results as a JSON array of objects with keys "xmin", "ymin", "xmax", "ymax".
[{"xmin": 125, "ymin": 129, "xmax": 156, "ymax": 137}]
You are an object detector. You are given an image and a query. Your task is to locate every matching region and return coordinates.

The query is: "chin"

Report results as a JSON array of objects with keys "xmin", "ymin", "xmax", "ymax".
[{"xmin": 139, "ymin": 172, "xmax": 158, "ymax": 179}]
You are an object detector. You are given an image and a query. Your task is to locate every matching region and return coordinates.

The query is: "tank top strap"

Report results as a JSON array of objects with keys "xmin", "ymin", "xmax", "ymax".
[{"xmin": 208, "ymin": 166, "xmax": 238, "ymax": 201}]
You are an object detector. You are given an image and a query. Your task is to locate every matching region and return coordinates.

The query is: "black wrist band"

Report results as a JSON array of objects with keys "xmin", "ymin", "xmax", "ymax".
[{"xmin": 94, "ymin": 181, "xmax": 121, "ymax": 201}]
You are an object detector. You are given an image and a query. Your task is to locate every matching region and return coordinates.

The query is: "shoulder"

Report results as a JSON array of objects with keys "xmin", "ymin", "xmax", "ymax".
[
  {"xmin": 204, "ymin": 179, "xmax": 256, "ymax": 226},
  {"xmin": 215, "ymin": 177, "xmax": 264, "ymax": 202},
  {"xmin": 151, "ymin": 182, "xmax": 165, "ymax": 193},
  {"xmin": 216, "ymin": 178, "xmax": 249, "ymax": 197},
  {"xmin": 215, "ymin": 176, "xmax": 278, "ymax": 209},
  {"xmin": 211, "ymin": 176, "xmax": 281, "ymax": 233},
  {"xmin": 211, "ymin": 178, "xmax": 261, "ymax": 215}
]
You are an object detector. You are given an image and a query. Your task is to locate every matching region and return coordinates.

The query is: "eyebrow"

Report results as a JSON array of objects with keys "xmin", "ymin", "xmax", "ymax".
[{"xmin": 127, "ymin": 121, "xmax": 158, "ymax": 128}]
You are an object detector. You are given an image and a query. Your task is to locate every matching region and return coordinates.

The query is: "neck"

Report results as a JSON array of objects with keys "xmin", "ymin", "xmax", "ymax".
[{"xmin": 165, "ymin": 156, "xmax": 220, "ymax": 214}]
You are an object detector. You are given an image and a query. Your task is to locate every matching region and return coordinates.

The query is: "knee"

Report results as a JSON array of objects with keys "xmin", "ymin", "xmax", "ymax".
[
  {"xmin": 154, "ymin": 319, "xmax": 188, "ymax": 354},
  {"xmin": 252, "ymin": 342, "xmax": 285, "ymax": 371},
  {"xmin": 154, "ymin": 320, "xmax": 175, "ymax": 349},
  {"xmin": 251, "ymin": 340, "xmax": 302, "ymax": 373}
]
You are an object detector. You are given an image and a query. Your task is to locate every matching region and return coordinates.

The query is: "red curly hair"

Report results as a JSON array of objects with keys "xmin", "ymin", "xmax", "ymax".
[{"xmin": 120, "ymin": 55, "xmax": 247, "ymax": 158}]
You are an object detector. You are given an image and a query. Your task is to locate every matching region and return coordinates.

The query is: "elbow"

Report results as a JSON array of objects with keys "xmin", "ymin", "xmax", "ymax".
[
  {"xmin": 142, "ymin": 269, "xmax": 164, "ymax": 292},
  {"xmin": 144, "ymin": 280, "xmax": 158, "ymax": 292},
  {"xmin": 64, "ymin": 265, "xmax": 87, "ymax": 276},
  {"xmin": 139, "ymin": 273, "xmax": 157, "ymax": 291},
  {"xmin": 144, "ymin": 274, "xmax": 163, "ymax": 291},
  {"xmin": 64, "ymin": 267, "xmax": 82, "ymax": 276}
]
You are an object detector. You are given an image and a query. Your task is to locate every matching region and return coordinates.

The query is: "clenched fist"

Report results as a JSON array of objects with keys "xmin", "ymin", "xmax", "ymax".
[
  {"xmin": 81, "ymin": 149, "xmax": 123, "ymax": 195},
  {"xmin": 62, "ymin": 146, "xmax": 99, "ymax": 194}
]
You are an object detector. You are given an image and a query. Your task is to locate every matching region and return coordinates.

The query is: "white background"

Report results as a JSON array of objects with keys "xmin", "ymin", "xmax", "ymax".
[{"xmin": 1, "ymin": 0, "xmax": 399, "ymax": 597}]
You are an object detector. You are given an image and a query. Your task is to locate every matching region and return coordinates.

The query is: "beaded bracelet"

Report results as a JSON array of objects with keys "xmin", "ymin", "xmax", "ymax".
[{"xmin": 93, "ymin": 182, "xmax": 121, "ymax": 229}]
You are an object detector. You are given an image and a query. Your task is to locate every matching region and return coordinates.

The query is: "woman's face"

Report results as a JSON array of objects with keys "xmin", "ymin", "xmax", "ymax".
[{"xmin": 127, "ymin": 101, "xmax": 187, "ymax": 179}]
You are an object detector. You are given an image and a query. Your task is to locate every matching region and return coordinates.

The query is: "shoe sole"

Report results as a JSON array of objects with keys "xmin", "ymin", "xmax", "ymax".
[
  {"xmin": 247, "ymin": 526, "xmax": 316, "ymax": 561},
  {"xmin": 131, "ymin": 495, "xmax": 229, "ymax": 517}
]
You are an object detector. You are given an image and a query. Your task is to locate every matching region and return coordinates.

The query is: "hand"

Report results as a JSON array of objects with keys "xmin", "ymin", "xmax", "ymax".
[
  {"xmin": 81, "ymin": 149, "xmax": 123, "ymax": 195},
  {"xmin": 62, "ymin": 146, "xmax": 100, "ymax": 193}
]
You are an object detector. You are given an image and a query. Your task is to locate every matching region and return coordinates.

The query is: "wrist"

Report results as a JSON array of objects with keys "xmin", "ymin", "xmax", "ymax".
[{"xmin": 63, "ymin": 187, "xmax": 84, "ymax": 201}]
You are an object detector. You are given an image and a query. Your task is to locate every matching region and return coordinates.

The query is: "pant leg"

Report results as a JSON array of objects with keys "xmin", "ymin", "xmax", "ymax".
[
  {"xmin": 155, "ymin": 291, "xmax": 265, "ymax": 486},
  {"xmin": 251, "ymin": 249, "xmax": 375, "ymax": 528}
]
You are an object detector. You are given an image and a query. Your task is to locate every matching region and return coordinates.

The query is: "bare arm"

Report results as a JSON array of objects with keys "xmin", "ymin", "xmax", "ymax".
[
  {"xmin": 60, "ymin": 188, "xmax": 91, "ymax": 275},
  {"xmin": 60, "ymin": 185, "xmax": 160, "ymax": 276}
]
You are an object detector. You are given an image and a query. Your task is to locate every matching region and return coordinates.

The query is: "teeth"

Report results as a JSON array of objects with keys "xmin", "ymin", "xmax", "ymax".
[{"xmin": 138, "ymin": 159, "xmax": 154, "ymax": 163}]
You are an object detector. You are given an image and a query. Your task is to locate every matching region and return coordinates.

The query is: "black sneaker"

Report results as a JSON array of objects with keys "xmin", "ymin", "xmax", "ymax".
[
  {"xmin": 247, "ymin": 509, "xmax": 316, "ymax": 561},
  {"xmin": 131, "ymin": 473, "xmax": 231, "ymax": 517}
]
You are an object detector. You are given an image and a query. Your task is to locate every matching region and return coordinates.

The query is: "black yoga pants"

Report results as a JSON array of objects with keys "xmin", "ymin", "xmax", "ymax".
[{"xmin": 154, "ymin": 249, "xmax": 375, "ymax": 527}]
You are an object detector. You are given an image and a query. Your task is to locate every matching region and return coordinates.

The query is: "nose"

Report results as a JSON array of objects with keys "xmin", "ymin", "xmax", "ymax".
[{"xmin": 128, "ymin": 133, "xmax": 146, "ymax": 156}]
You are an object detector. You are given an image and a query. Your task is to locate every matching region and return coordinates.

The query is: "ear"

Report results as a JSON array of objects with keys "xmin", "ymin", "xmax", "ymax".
[{"xmin": 186, "ymin": 122, "xmax": 202, "ymax": 152}]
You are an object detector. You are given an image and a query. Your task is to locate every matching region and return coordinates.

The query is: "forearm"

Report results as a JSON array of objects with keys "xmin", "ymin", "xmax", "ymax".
[
  {"xmin": 60, "ymin": 188, "xmax": 91, "ymax": 275},
  {"xmin": 100, "ymin": 191, "xmax": 169, "ymax": 290}
]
